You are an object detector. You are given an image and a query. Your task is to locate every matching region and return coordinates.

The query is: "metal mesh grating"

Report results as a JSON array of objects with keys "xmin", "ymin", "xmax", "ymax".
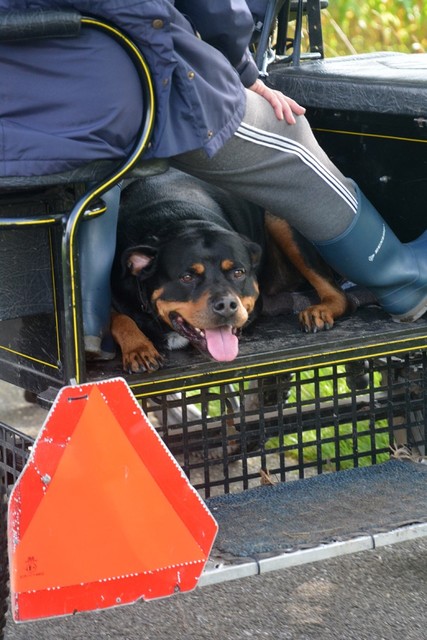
[
  {"xmin": 140, "ymin": 351, "xmax": 427, "ymax": 498},
  {"xmin": 0, "ymin": 351, "xmax": 426, "ymax": 499},
  {"xmin": 0, "ymin": 423, "xmax": 34, "ymax": 492}
]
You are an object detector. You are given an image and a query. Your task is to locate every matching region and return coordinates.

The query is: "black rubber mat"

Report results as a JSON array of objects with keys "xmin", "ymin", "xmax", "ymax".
[{"xmin": 207, "ymin": 460, "xmax": 427, "ymax": 559}]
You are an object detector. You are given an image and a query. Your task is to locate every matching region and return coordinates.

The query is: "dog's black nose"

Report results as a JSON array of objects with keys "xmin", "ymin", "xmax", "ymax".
[{"xmin": 212, "ymin": 294, "xmax": 238, "ymax": 318}]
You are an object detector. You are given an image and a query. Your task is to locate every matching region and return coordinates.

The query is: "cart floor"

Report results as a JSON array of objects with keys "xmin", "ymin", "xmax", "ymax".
[{"xmin": 84, "ymin": 308, "xmax": 427, "ymax": 398}]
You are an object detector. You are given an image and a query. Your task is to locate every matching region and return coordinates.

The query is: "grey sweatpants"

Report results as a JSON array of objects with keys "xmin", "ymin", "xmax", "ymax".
[{"xmin": 172, "ymin": 89, "xmax": 358, "ymax": 243}]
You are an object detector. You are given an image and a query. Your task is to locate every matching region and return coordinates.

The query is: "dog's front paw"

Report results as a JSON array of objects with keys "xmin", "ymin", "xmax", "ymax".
[
  {"xmin": 299, "ymin": 304, "xmax": 335, "ymax": 333},
  {"xmin": 122, "ymin": 340, "xmax": 165, "ymax": 374},
  {"xmin": 111, "ymin": 313, "xmax": 165, "ymax": 373},
  {"xmin": 299, "ymin": 291, "xmax": 349, "ymax": 333}
]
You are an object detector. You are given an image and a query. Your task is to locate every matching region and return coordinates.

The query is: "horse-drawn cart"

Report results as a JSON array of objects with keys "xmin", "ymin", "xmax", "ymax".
[{"xmin": 0, "ymin": 1, "xmax": 426, "ymax": 633}]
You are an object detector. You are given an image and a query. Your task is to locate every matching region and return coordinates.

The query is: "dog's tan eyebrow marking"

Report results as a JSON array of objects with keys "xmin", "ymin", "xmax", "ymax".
[
  {"xmin": 221, "ymin": 259, "xmax": 235, "ymax": 271},
  {"xmin": 191, "ymin": 263, "xmax": 205, "ymax": 274},
  {"xmin": 151, "ymin": 287, "xmax": 165, "ymax": 303}
]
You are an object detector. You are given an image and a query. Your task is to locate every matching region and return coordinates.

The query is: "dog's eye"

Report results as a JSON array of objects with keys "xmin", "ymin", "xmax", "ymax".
[
  {"xmin": 180, "ymin": 273, "xmax": 194, "ymax": 283},
  {"xmin": 232, "ymin": 268, "xmax": 246, "ymax": 279}
]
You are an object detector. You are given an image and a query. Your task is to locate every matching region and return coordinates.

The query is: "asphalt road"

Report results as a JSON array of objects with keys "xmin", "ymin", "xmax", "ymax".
[
  {"xmin": 3, "ymin": 538, "xmax": 427, "ymax": 640},
  {"xmin": 1, "ymin": 381, "xmax": 426, "ymax": 640}
]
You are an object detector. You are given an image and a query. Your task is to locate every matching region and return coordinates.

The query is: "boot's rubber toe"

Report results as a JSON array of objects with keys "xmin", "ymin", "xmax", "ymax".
[
  {"xmin": 390, "ymin": 296, "xmax": 427, "ymax": 323},
  {"xmin": 389, "ymin": 232, "xmax": 427, "ymax": 322},
  {"xmin": 84, "ymin": 335, "xmax": 116, "ymax": 361}
]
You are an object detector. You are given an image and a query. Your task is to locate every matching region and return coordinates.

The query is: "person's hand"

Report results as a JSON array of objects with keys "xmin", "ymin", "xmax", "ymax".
[{"xmin": 248, "ymin": 78, "xmax": 306, "ymax": 124}]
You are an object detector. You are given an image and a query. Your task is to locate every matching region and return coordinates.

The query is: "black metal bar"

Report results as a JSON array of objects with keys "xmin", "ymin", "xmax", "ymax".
[
  {"xmin": 276, "ymin": 0, "xmax": 291, "ymax": 56},
  {"xmin": 306, "ymin": 0, "xmax": 324, "ymax": 57},
  {"xmin": 291, "ymin": 0, "xmax": 304, "ymax": 66},
  {"xmin": 254, "ymin": 0, "xmax": 287, "ymax": 71},
  {"xmin": 274, "ymin": 0, "xmax": 327, "ymax": 64}
]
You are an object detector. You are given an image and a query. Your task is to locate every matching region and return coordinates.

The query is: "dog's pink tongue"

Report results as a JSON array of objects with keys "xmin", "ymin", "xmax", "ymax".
[{"xmin": 204, "ymin": 326, "xmax": 239, "ymax": 361}]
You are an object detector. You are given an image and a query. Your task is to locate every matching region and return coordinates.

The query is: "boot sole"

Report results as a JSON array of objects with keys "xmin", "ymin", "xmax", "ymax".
[{"xmin": 391, "ymin": 296, "xmax": 427, "ymax": 323}]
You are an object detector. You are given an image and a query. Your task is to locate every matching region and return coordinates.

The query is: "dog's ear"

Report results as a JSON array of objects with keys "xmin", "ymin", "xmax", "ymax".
[
  {"xmin": 122, "ymin": 244, "xmax": 158, "ymax": 278},
  {"xmin": 244, "ymin": 239, "xmax": 263, "ymax": 270}
]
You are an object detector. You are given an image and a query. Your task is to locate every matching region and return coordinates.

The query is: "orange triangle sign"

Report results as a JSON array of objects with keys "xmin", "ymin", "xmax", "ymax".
[{"xmin": 8, "ymin": 378, "xmax": 217, "ymax": 622}]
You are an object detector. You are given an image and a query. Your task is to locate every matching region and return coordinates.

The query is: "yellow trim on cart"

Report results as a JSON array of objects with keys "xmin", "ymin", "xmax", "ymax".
[
  {"xmin": 0, "ymin": 218, "xmax": 58, "ymax": 227},
  {"xmin": 130, "ymin": 335, "xmax": 427, "ymax": 397},
  {"xmin": 312, "ymin": 127, "xmax": 427, "ymax": 145},
  {"xmin": 48, "ymin": 228, "xmax": 62, "ymax": 361},
  {"xmin": 0, "ymin": 344, "xmax": 59, "ymax": 370},
  {"xmin": 0, "ymin": 230, "xmax": 61, "ymax": 370}
]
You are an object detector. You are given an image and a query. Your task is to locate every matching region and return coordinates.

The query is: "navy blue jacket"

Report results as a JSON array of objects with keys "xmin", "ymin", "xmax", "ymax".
[{"xmin": 0, "ymin": 1, "xmax": 259, "ymax": 177}]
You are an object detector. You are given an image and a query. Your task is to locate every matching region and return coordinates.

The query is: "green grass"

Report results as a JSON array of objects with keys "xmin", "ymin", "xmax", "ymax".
[
  {"xmin": 186, "ymin": 365, "xmax": 391, "ymax": 471},
  {"xmin": 321, "ymin": 0, "xmax": 427, "ymax": 56},
  {"xmin": 266, "ymin": 367, "xmax": 391, "ymax": 470}
]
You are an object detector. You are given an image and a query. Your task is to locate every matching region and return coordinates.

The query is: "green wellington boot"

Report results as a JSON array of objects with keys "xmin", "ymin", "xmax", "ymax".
[{"xmin": 314, "ymin": 185, "xmax": 427, "ymax": 323}]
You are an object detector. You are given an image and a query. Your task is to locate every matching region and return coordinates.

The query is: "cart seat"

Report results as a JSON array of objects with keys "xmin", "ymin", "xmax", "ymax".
[
  {"xmin": 268, "ymin": 51, "xmax": 427, "ymax": 116},
  {"xmin": 0, "ymin": 159, "xmax": 169, "ymax": 192}
]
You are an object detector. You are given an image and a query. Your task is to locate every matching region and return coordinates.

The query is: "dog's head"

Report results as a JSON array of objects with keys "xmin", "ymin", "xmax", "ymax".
[{"xmin": 123, "ymin": 223, "xmax": 262, "ymax": 362}]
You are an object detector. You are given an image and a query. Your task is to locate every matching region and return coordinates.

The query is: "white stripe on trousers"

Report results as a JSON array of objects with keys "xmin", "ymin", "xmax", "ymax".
[{"xmin": 236, "ymin": 121, "xmax": 358, "ymax": 214}]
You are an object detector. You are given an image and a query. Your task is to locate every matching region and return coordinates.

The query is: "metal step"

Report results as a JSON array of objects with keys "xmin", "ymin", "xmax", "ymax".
[{"xmin": 201, "ymin": 459, "xmax": 427, "ymax": 586}]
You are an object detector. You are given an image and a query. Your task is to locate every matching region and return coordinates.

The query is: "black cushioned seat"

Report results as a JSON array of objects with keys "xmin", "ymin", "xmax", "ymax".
[
  {"xmin": 268, "ymin": 52, "xmax": 427, "ymax": 116},
  {"xmin": 0, "ymin": 158, "xmax": 169, "ymax": 191}
]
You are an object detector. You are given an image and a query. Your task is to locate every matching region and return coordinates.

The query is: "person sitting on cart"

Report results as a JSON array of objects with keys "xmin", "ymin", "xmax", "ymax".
[{"xmin": 1, "ymin": 0, "xmax": 426, "ymax": 359}]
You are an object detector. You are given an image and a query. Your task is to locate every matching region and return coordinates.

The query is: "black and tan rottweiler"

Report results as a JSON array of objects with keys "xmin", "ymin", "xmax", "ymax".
[{"xmin": 111, "ymin": 168, "xmax": 349, "ymax": 372}]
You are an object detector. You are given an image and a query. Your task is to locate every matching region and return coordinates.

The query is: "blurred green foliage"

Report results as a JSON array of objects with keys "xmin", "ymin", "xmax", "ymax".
[
  {"xmin": 268, "ymin": 367, "xmax": 390, "ymax": 469},
  {"xmin": 321, "ymin": 0, "xmax": 427, "ymax": 55}
]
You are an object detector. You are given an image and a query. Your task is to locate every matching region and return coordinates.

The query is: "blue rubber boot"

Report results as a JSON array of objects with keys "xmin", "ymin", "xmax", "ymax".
[
  {"xmin": 314, "ymin": 185, "xmax": 427, "ymax": 323},
  {"xmin": 78, "ymin": 184, "xmax": 121, "ymax": 359}
]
